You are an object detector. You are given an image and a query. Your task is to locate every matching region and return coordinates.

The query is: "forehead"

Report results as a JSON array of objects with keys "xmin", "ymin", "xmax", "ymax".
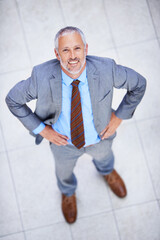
[{"xmin": 58, "ymin": 32, "xmax": 84, "ymax": 49}]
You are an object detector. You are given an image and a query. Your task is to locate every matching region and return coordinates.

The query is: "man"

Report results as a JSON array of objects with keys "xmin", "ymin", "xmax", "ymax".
[{"xmin": 6, "ymin": 26, "xmax": 146, "ymax": 224}]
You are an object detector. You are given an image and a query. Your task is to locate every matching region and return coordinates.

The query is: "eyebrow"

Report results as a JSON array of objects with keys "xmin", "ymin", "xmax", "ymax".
[{"xmin": 61, "ymin": 45, "xmax": 81, "ymax": 50}]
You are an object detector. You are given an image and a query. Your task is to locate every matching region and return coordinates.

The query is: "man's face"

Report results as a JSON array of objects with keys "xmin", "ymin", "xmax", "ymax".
[{"xmin": 54, "ymin": 32, "xmax": 88, "ymax": 77}]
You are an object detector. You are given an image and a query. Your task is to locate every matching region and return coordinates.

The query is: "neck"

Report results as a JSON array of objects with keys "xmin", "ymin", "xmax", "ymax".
[{"xmin": 61, "ymin": 62, "xmax": 86, "ymax": 79}]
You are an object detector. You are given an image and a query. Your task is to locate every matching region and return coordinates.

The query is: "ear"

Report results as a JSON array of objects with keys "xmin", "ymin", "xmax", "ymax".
[
  {"xmin": 54, "ymin": 48, "xmax": 60, "ymax": 61},
  {"xmin": 85, "ymin": 43, "xmax": 88, "ymax": 55}
]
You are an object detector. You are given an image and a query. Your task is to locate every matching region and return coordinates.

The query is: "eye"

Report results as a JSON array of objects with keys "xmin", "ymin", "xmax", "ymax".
[
  {"xmin": 75, "ymin": 47, "xmax": 81, "ymax": 50},
  {"xmin": 63, "ymin": 49, "xmax": 69, "ymax": 53}
]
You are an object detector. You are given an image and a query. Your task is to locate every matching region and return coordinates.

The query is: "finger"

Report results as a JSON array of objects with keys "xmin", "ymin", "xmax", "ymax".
[
  {"xmin": 56, "ymin": 139, "xmax": 68, "ymax": 145},
  {"xmin": 102, "ymin": 133, "xmax": 109, "ymax": 140},
  {"xmin": 57, "ymin": 135, "xmax": 70, "ymax": 143},
  {"xmin": 100, "ymin": 129, "xmax": 106, "ymax": 136},
  {"xmin": 101, "ymin": 130, "xmax": 113, "ymax": 139},
  {"xmin": 51, "ymin": 138, "xmax": 68, "ymax": 146},
  {"xmin": 56, "ymin": 137, "xmax": 69, "ymax": 145},
  {"xmin": 100, "ymin": 126, "xmax": 109, "ymax": 136},
  {"xmin": 60, "ymin": 135, "xmax": 69, "ymax": 140},
  {"xmin": 57, "ymin": 133, "xmax": 69, "ymax": 140},
  {"xmin": 53, "ymin": 130, "xmax": 69, "ymax": 140}
]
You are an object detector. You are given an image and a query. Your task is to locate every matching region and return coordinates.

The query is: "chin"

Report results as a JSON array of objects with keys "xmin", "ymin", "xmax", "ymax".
[
  {"xmin": 69, "ymin": 69, "xmax": 81, "ymax": 75},
  {"xmin": 66, "ymin": 66, "xmax": 81, "ymax": 74}
]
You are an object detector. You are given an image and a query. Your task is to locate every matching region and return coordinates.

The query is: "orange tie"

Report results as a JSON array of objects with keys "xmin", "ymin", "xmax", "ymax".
[{"xmin": 71, "ymin": 80, "xmax": 85, "ymax": 149}]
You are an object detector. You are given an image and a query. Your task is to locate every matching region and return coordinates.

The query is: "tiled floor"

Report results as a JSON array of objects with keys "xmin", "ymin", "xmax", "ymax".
[{"xmin": 1, "ymin": 0, "xmax": 160, "ymax": 239}]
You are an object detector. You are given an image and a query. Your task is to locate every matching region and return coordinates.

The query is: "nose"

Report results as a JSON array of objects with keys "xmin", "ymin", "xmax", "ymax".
[{"xmin": 70, "ymin": 49, "xmax": 75, "ymax": 59}]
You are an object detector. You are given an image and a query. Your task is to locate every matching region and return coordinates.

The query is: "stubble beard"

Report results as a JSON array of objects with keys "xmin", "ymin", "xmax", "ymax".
[{"xmin": 59, "ymin": 54, "xmax": 86, "ymax": 75}]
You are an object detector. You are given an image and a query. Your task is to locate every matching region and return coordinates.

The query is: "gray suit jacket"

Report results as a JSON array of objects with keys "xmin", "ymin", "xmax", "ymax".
[{"xmin": 6, "ymin": 55, "xmax": 146, "ymax": 144}]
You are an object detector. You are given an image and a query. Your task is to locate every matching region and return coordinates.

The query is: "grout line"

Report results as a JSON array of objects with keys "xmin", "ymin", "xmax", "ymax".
[
  {"xmin": 158, "ymin": 38, "xmax": 160, "ymax": 47},
  {"xmin": 112, "ymin": 199, "xmax": 159, "ymax": 212},
  {"xmin": 111, "ymin": 37, "xmax": 158, "ymax": 50},
  {"xmin": 0, "ymin": 232, "xmax": 23, "ymax": 239},
  {"xmin": 146, "ymin": 0, "xmax": 160, "ymax": 48},
  {"xmin": 0, "ymin": 150, "xmax": 8, "ymax": 154},
  {"xmin": 157, "ymin": 200, "xmax": 160, "ymax": 211},
  {"xmin": 14, "ymin": 0, "xmax": 33, "ymax": 68},
  {"xmin": 69, "ymin": 226, "xmax": 74, "ymax": 240},
  {"xmin": 2, "ymin": 144, "xmax": 37, "ymax": 153},
  {"xmin": 0, "ymin": 196, "xmax": 158, "ymax": 239},
  {"xmin": 99, "ymin": 3, "xmax": 157, "ymax": 58},
  {"xmin": 0, "ymin": 67, "xmax": 32, "ymax": 76},
  {"xmin": 0, "ymin": 36, "xmax": 157, "ymax": 76},
  {"xmin": 134, "ymin": 115, "xmax": 160, "ymax": 123},
  {"xmin": 0, "ymin": 209, "xmax": 114, "ymax": 235},
  {"xmin": 5, "ymin": 141, "xmax": 49, "ymax": 154},
  {"xmin": 71, "ymin": 208, "xmax": 113, "ymax": 222},
  {"xmin": 134, "ymin": 119, "xmax": 158, "ymax": 200},
  {"xmin": 20, "ymin": 222, "xmax": 67, "ymax": 234},
  {"xmin": 106, "ymin": 191, "xmax": 122, "ymax": 240},
  {"xmin": 0, "ymin": 124, "xmax": 27, "ymax": 240},
  {"xmin": 102, "ymin": 0, "xmax": 120, "ymax": 62},
  {"xmin": 58, "ymin": 0, "xmax": 67, "ymax": 25},
  {"xmin": 2, "ymin": 115, "xmax": 160, "ymax": 154}
]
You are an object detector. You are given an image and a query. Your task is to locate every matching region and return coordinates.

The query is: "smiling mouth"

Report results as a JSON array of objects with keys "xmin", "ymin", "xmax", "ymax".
[{"xmin": 68, "ymin": 59, "xmax": 79, "ymax": 65}]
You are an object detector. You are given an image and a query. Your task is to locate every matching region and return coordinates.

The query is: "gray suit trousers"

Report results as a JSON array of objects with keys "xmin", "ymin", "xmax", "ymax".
[{"xmin": 50, "ymin": 136, "xmax": 115, "ymax": 196}]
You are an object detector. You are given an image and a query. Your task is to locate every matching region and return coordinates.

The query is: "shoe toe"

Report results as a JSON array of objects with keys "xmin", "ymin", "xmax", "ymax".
[{"xmin": 104, "ymin": 169, "xmax": 127, "ymax": 198}]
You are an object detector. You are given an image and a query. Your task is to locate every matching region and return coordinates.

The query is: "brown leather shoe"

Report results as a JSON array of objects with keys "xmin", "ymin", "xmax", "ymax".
[
  {"xmin": 62, "ymin": 194, "xmax": 77, "ymax": 224},
  {"xmin": 104, "ymin": 169, "xmax": 127, "ymax": 198}
]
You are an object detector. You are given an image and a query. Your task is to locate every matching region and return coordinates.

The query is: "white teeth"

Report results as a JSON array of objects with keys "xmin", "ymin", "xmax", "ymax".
[{"xmin": 69, "ymin": 61, "xmax": 78, "ymax": 64}]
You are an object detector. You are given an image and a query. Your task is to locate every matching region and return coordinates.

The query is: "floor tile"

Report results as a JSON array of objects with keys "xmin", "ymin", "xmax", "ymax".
[
  {"xmin": 110, "ymin": 122, "xmax": 155, "ymax": 208},
  {"xmin": 0, "ymin": 69, "xmax": 31, "ymax": 106},
  {"xmin": 92, "ymin": 48, "xmax": 129, "ymax": 115},
  {"xmin": 89, "ymin": 48, "xmax": 135, "ymax": 124},
  {"xmin": 1, "ymin": 1, "xmax": 160, "ymax": 239},
  {"xmin": 104, "ymin": 0, "xmax": 156, "ymax": 46},
  {"xmin": 60, "ymin": 0, "xmax": 114, "ymax": 54},
  {"xmin": 25, "ymin": 223, "xmax": 71, "ymax": 240},
  {"xmin": 117, "ymin": 39, "xmax": 160, "ymax": 120},
  {"xmin": 136, "ymin": 118, "xmax": 160, "ymax": 198},
  {"xmin": 70, "ymin": 212, "xmax": 119, "ymax": 240},
  {"xmin": 0, "ymin": 69, "xmax": 37, "ymax": 150},
  {"xmin": 97, "ymin": 48, "xmax": 119, "ymax": 62},
  {"xmin": 8, "ymin": 144, "xmax": 64, "ymax": 230},
  {"xmin": 148, "ymin": 0, "xmax": 160, "ymax": 38},
  {"xmin": 16, "ymin": 0, "xmax": 65, "ymax": 65},
  {"xmin": 74, "ymin": 154, "xmax": 112, "ymax": 218},
  {"xmin": 0, "ymin": 152, "xmax": 22, "ymax": 236},
  {"xmin": 115, "ymin": 201, "xmax": 160, "ymax": 240},
  {"xmin": 0, "ymin": 0, "xmax": 30, "ymax": 73},
  {"xmin": 0, "ymin": 124, "xmax": 6, "ymax": 152},
  {"xmin": 1, "ymin": 112, "xmax": 36, "ymax": 151},
  {"xmin": 0, "ymin": 233, "xmax": 25, "ymax": 240}
]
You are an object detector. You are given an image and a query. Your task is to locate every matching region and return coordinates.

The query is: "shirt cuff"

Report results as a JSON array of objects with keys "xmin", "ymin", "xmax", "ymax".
[{"xmin": 32, "ymin": 122, "xmax": 46, "ymax": 134}]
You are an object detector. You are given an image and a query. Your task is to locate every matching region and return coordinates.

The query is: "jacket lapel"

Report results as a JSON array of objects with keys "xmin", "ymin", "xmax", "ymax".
[
  {"xmin": 49, "ymin": 63, "xmax": 62, "ymax": 122},
  {"xmin": 49, "ymin": 59, "xmax": 100, "ymax": 129},
  {"xmin": 86, "ymin": 60, "xmax": 100, "ymax": 129}
]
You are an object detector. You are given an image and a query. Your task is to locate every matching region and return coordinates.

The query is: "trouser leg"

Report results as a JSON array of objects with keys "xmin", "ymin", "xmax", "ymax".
[
  {"xmin": 50, "ymin": 143, "xmax": 84, "ymax": 196},
  {"xmin": 85, "ymin": 138, "xmax": 114, "ymax": 175}
]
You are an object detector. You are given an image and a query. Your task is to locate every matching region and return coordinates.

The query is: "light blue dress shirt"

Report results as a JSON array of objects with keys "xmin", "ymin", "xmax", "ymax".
[{"xmin": 33, "ymin": 67, "xmax": 100, "ymax": 147}]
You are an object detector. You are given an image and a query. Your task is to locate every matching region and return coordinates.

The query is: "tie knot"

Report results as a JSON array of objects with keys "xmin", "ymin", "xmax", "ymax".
[{"xmin": 72, "ymin": 80, "xmax": 80, "ymax": 87}]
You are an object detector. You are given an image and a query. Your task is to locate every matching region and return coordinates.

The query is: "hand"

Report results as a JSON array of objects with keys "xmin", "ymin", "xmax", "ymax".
[
  {"xmin": 40, "ymin": 125, "xmax": 69, "ymax": 146},
  {"xmin": 100, "ymin": 112, "xmax": 122, "ymax": 140}
]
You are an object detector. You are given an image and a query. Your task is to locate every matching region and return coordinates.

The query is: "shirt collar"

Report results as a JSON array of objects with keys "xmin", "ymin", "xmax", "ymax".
[{"xmin": 62, "ymin": 67, "xmax": 87, "ymax": 87}]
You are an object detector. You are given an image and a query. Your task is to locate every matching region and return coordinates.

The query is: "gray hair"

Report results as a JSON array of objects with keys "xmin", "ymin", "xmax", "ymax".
[{"xmin": 54, "ymin": 26, "xmax": 86, "ymax": 52}]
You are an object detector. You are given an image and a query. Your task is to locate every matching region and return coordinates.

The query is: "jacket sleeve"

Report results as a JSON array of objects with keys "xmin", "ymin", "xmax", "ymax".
[
  {"xmin": 5, "ymin": 67, "xmax": 42, "ymax": 132},
  {"xmin": 112, "ymin": 60, "xmax": 147, "ymax": 119}
]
